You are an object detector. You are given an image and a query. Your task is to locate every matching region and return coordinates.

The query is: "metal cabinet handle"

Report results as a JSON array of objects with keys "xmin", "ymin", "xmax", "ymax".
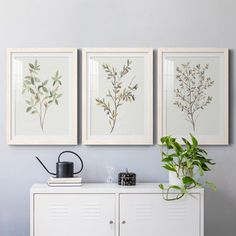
[
  {"xmin": 109, "ymin": 220, "xmax": 114, "ymax": 224},
  {"xmin": 122, "ymin": 220, "xmax": 126, "ymax": 224}
]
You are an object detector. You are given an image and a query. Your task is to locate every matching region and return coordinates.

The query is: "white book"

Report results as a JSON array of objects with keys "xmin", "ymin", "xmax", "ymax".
[
  {"xmin": 48, "ymin": 177, "xmax": 82, "ymax": 184},
  {"xmin": 48, "ymin": 182, "xmax": 83, "ymax": 187}
]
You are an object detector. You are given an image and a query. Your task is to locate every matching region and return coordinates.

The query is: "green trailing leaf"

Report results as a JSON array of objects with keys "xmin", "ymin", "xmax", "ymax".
[
  {"xmin": 201, "ymin": 163, "xmax": 210, "ymax": 171},
  {"xmin": 162, "ymin": 157, "xmax": 174, "ymax": 162},
  {"xmin": 190, "ymin": 133, "xmax": 198, "ymax": 147},
  {"xmin": 182, "ymin": 176, "xmax": 195, "ymax": 186},
  {"xmin": 159, "ymin": 185, "xmax": 185, "ymax": 201},
  {"xmin": 159, "ymin": 184, "xmax": 164, "ymax": 190},
  {"xmin": 198, "ymin": 164, "xmax": 204, "ymax": 176},
  {"xmin": 182, "ymin": 137, "xmax": 191, "ymax": 149},
  {"xmin": 205, "ymin": 181, "xmax": 217, "ymax": 192},
  {"xmin": 162, "ymin": 164, "xmax": 176, "ymax": 172},
  {"xmin": 160, "ymin": 134, "xmax": 216, "ymax": 201}
]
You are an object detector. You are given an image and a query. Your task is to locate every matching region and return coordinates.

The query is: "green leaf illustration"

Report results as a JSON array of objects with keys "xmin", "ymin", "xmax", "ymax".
[
  {"xmin": 42, "ymin": 87, "xmax": 48, "ymax": 93},
  {"xmin": 96, "ymin": 60, "xmax": 138, "ymax": 133},
  {"xmin": 26, "ymin": 107, "xmax": 32, "ymax": 112},
  {"xmin": 22, "ymin": 60, "xmax": 63, "ymax": 132},
  {"xmin": 174, "ymin": 62, "xmax": 214, "ymax": 131}
]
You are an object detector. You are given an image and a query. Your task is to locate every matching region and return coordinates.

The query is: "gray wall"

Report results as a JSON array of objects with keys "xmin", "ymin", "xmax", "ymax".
[{"xmin": 0, "ymin": 0, "xmax": 235, "ymax": 235}]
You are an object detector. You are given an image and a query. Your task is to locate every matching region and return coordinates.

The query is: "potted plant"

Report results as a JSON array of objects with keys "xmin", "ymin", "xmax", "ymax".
[{"xmin": 159, "ymin": 134, "xmax": 216, "ymax": 201}]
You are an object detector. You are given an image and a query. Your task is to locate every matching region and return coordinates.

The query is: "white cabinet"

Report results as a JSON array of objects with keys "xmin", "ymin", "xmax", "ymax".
[
  {"xmin": 120, "ymin": 193, "xmax": 200, "ymax": 236},
  {"xmin": 31, "ymin": 184, "xmax": 204, "ymax": 236},
  {"xmin": 34, "ymin": 194, "xmax": 115, "ymax": 236}
]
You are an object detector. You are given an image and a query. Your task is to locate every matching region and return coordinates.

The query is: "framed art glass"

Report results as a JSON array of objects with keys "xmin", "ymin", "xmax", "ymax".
[
  {"xmin": 7, "ymin": 48, "xmax": 77, "ymax": 145},
  {"xmin": 82, "ymin": 48, "xmax": 153, "ymax": 145},
  {"xmin": 158, "ymin": 48, "xmax": 228, "ymax": 145}
]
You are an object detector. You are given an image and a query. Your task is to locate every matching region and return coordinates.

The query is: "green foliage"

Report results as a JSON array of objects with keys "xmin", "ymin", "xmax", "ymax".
[
  {"xmin": 22, "ymin": 60, "xmax": 63, "ymax": 131},
  {"xmin": 96, "ymin": 59, "xmax": 138, "ymax": 133},
  {"xmin": 174, "ymin": 62, "xmax": 214, "ymax": 131},
  {"xmin": 159, "ymin": 134, "xmax": 216, "ymax": 201}
]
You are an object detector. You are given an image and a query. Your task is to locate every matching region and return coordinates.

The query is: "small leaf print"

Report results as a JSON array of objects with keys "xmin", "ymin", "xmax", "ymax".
[
  {"xmin": 173, "ymin": 62, "xmax": 214, "ymax": 131},
  {"xmin": 96, "ymin": 59, "xmax": 138, "ymax": 133},
  {"xmin": 22, "ymin": 60, "xmax": 63, "ymax": 132},
  {"xmin": 26, "ymin": 107, "xmax": 32, "ymax": 112}
]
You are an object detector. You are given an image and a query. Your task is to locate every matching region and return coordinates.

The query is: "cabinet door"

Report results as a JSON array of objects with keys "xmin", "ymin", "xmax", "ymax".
[
  {"xmin": 33, "ymin": 194, "xmax": 115, "ymax": 236},
  {"xmin": 120, "ymin": 194, "xmax": 200, "ymax": 236}
]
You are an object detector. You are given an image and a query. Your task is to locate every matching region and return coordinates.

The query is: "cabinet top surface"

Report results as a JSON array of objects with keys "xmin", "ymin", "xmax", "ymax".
[{"xmin": 31, "ymin": 183, "xmax": 204, "ymax": 194}]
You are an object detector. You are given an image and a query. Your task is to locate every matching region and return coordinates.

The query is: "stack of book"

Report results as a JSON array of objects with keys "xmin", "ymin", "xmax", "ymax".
[{"xmin": 47, "ymin": 177, "xmax": 82, "ymax": 187}]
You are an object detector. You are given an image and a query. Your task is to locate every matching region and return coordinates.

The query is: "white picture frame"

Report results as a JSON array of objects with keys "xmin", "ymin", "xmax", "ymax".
[
  {"xmin": 7, "ymin": 48, "xmax": 78, "ymax": 145},
  {"xmin": 158, "ymin": 48, "xmax": 229, "ymax": 145},
  {"xmin": 82, "ymin": 48, "xmax": 153, "ymax": 145}
]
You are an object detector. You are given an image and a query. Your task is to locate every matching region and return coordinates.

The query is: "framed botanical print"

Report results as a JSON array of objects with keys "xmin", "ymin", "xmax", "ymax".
[
  {"xmin": 82, "ymin": 48, "xmax": 153, "ymax": 145},
  {"xmin": 158, "ymin": 48, "xmax": 228, "ymax": 145},
  {"xmin": 7, "ymin": 48, "xmax": 77, "ymax": 145}
]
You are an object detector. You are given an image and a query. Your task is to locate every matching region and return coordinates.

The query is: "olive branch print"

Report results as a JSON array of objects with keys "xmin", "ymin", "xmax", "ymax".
[
  {"xmin": 22, "ymin": 60, "xmax": 63, "ymax": 131},
  {"xmin": 96, "ymin": 59, "xmax": 138, "ymax": 133},
  {"xmin": 173, "ymin": 62, "xmax": 214, "ymax": 131}
]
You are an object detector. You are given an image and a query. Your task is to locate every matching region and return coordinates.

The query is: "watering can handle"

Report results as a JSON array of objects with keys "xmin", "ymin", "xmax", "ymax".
[{"xmin": 58, "ymin": 151, "xmax": 84, "ymax": 175}]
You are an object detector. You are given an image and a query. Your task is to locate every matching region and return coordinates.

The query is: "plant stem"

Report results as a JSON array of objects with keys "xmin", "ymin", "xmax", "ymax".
[
  {"xmin": 190, "ymin": 113, "xmax": 196, "ymax": 131},
  {"xmin": 163, "ymin": 186, "xmax": 185, "ymax": 201},
  {"xmin": 97, "ymin": 61, "xmax": 137, "ymax": 133},
  {"xmin": 39, "ymin": 101, "xmax": 43, "ymax": 131},
  {"xmin": 110, "ymin": 113, "xmax": 116, "ymax": 133},
  {"xmin": 109, "ymin": 73, "xmax": 119, "ymax": 133},
  {"xmin": 187, "ymin": 73, "xmax": 196, "ymax": 131},
  {"xmin": 41, "ymin": 106, "xmax": 48, "ymax": 131}
]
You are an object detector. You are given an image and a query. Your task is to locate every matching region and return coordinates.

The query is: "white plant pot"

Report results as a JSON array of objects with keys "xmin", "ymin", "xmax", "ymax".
[{"xmin": 168, "ymin": 171, "xmax": 183, "ymax": 186}]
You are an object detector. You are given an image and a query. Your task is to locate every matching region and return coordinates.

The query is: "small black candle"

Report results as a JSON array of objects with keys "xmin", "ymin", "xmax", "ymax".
[{"xmin": 118, "ymin": 169, "xmax": 136, "ymax": 186}]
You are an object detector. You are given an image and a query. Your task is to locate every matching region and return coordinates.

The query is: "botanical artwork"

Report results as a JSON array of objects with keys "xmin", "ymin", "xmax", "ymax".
[
  {"xmin": 173, "ymin": 62, "xmax": 214, "ymax": 131},
  {"xmin": 95, "ymin": 59, "xmax": 138, "ymax": 133},
  {"xmin": 22, "ymin": 60, "xmax": 63, "ymax": 131}
]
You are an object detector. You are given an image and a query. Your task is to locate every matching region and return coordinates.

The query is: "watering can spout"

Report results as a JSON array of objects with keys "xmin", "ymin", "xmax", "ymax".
[{"xmin": 35, "ymin": 156, "xmax": 56, "ymax": 176}]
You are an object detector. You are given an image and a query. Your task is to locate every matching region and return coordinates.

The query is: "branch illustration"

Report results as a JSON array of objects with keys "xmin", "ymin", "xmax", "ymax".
[
  {"xmin": 173, "ymin": 62, "xmax": 214, "ymax": 131},
  {"xmin": 96, "ymin": 59, "xmax": 138, "ymax": 133},
  {"xmin": 22, "ymin": 60, "xmax": 63, "ymax": 131}
]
